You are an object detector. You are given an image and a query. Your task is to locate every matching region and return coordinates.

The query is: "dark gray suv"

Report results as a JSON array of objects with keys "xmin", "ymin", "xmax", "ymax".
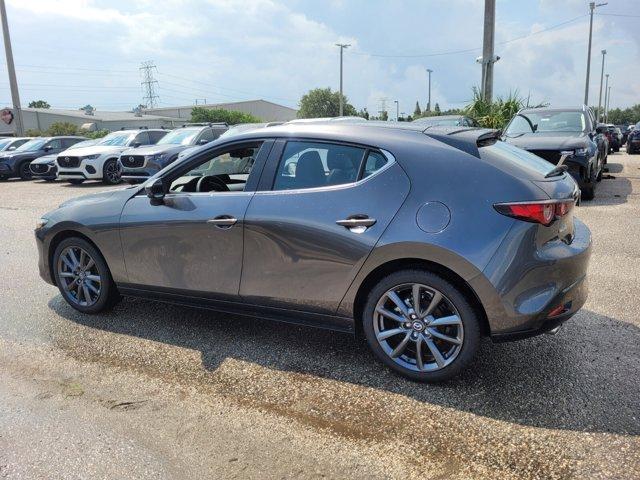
[
  {"xmin": 35, "ymin": 123, "xmax": 591, "ymax": 381},
  {"xmin": 118, "ymin": 123, "xmax": 228, "ymax": 183}
]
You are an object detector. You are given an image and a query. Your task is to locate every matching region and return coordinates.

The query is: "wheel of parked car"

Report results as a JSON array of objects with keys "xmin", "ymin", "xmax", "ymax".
[
  {"xmin": 18, "ymin": 162, "xmax": 33, "ymax": 180},
  {"xmin": 362, "ymin": 269, "xmax": 480, "ymax": 382},
  {"xmin": 52, "ymin": 237, "xmax": 120, "ymax": 314},
  {"xmin": 0, "ymin": 175, "xmax": 7, "ymax": 181},
  {"xmin": 582, "ymin": 167, "xmax": 597, "ymax": 201},
  {"xmin": 68, "ymin": 179, "xmax": 84, "ymax": 185},
  {"xmin": 102, "ymin": 158, "xmax": 121, "ymax": 185}
]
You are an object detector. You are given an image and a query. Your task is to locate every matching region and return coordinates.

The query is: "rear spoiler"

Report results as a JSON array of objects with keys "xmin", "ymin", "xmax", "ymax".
[{"xmin": 423, "ymin": 128, "xmax": 501, "ymax": 158}]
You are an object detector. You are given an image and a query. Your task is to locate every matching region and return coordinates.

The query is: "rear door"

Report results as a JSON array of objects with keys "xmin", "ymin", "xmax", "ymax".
[{"xmin": 239, "ymin": 139, "xmax": 411, "ymax": 314}]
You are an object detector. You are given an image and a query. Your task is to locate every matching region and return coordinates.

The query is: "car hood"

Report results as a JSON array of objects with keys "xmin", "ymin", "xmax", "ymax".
[
  {"xmin": 120, "ymin": 144, "xmax": 187, "ymax": 156},
  {"xmin": 0, "ymin": 151, "xmax": 39, "ymax": 162},
  {"xmin": 31, "ymin": 154, "xmax": 57, "ymax": 165},
  {"xmin": 503, "ymin": 131, "xmax": 590, "ymax": 150},
  {"xmin": 57, "ymin": 185, "xmax": 136, "ymax": 209},
  {"xmin": 64, "ymin": 145, "xmax": 128, "ymax": 156}
]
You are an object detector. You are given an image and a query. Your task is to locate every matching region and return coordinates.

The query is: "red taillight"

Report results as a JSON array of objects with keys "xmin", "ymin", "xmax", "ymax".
[{"xmin": 494, "ymin": 200, "xmax": 574, "ymax": 226}]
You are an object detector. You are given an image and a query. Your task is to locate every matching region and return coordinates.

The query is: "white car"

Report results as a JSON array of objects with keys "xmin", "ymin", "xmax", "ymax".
[{"xmin": 56, "ymin": 128, "xmax": 168, "ymax": 184}]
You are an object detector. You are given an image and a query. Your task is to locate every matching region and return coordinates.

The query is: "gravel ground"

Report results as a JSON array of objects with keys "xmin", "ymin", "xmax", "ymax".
[{"xmin": 0, "ymin": 152, "xmax": 638, "ymax": 479}]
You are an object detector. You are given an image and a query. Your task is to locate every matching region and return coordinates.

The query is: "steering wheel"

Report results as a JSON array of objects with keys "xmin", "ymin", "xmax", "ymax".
[{"xmin": 196, "ymin": 175, "xmax": 230, "ymax": 193}]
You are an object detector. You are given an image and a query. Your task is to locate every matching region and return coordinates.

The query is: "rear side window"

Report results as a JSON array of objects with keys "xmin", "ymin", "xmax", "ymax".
[
  {"xmin": 273, "ymin": 141, "xmax": 366, "ymax": 191},
  {"xmin": 135, "ymin": 132, "xmax": 151, "ymax": 145},
  {"xmin": 362, "ymin": 151, "xmax": 388, "ymax": 178},
  {"xmin": 63, "ymin": 138, "xmax": 82, "ymax": 148},
  {"xmin": 149, "ymin": 130, "xmax": 167, "ymax": 143}
]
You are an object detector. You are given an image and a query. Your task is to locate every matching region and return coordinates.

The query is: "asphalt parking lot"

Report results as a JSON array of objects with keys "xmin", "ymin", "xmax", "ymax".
[{"xmin": 0, "ymin": 152, "xmax": 638, "ymax": 479}]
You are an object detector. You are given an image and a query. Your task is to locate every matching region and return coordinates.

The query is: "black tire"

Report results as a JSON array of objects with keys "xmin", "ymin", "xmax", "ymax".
[
  {"xmin": 18, "ymin": 161, "xmax": 33, "ymax": 180},
  {"xmin": 102, "ymin": 158, "xmax": 121, "ymax": 185},
  {"xmin": 68, "ymin": 179, "xmax": 85, "ymax": 185},
  {"xmin": 0, "ymin": 175, "xmax": 7, "ymax": 181},
  {"xmin": 596, "ymin": 158, "xmax": 603, "ymax": 182},
  {"xmin": 362, "ymin": 269, "xmax": 480, "ymax": 382},
  {"xmin": 582, "ymin": 165, "xmax": 597, "ymax": 200},
  {"xmin": 52, "ymin": 237, "xmax": 121, "ymax": 314}
]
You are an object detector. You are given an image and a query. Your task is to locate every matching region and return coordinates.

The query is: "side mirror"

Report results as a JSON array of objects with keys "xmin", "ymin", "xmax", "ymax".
[
  {"xmin": 145, "ymin": 178, "xmax": 165, "ymax": 201},
  {"xmin": 7, "ymin": 146, "xmax": 16, "ymax": 150},
  {"xmin": 132, "ymin": 141, "xmax": 141, "ymax": 148},
  {"xmin": 595, "ymin": 126, "xmax": 604, "ymax": 134},
  {"xmin": 43, "ymin": 145, "xmax": 53, "ymax": 152},
  {"xmin": 197, "ymin": 139, "xmax": 209, "ymax": 145}
]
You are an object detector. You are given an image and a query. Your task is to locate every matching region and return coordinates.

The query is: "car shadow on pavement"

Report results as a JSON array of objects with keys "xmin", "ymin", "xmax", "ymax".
[
  {"xmin": 580, "ymin": 163, "xmax": 633, "ymax": 207},
  {"xmin": 60, "ymin": 182, "xmax": 113, "ymax": 188},
  {"xmin": 49, "ymin": 296, "xmax": 639, "ymax": 436}
]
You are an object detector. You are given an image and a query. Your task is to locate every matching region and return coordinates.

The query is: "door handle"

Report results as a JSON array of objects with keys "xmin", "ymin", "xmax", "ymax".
[
  {"xmin": 336, "ymin": 215, "xmax": 376, "ymax": 233},
  {"xmin": 207, "ymin": 215, "xmax": 237, "ymax": 228}
]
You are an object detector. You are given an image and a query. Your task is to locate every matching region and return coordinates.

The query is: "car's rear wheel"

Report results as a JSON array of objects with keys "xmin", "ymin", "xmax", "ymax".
[
  {"xmin": 19, "ymin": 162, "xmax": 32, "ymax": 180},
  {"xmin": 103, "ymin": 159, "xmax": 120, "ymax": 185},
  {"xmin": 362, "ymin": 269, "xmax": 480, "ymax": 382},
  {"xmin": 53, "ymin": 237, "xmax": 120, "ymax": 313}
]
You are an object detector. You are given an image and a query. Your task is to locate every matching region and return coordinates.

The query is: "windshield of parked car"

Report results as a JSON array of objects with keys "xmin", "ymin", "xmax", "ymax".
[
  {"xmin": 414, "ymin": 117, "xmax": 463, "ymax": 126},
  {"xmin": 505, "ymin": 111, "xmax": 586, "ymax": 136},
  {"xmin": 16, "ymin": 138, "xmax": 48, "ymax": 151},
  {"xmin": 97, "ymin": 132, "xmax": 134, "ymax": 146},
  {"xmin": 157, "ymin": 128, "xmax": 200, "ymax": 146},
  {"xmin": 67, "ymin": 140, "xmax": 95, "ymax": 150}
]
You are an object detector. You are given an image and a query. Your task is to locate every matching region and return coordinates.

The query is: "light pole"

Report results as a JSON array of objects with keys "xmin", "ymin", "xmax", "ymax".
[
  {"xmin": 597, "ymin": 49, "xmax": 606, "ymax": 121},
  {"xmin": 605, "ymin": 84, "xmax": 611, "ymax": 123},
  {"xmin": 394, "ymin": 100, "xmax": 399, "ymax": 121},
  {"xmin": 426, "ymin": 68, "xmax": 433, "ymax": 111},
  {"xmin": 584, "ymin": 2, "xmax": 608, "ymax": 106},
  {"xmin": 335, "ymin": 43, "xmax": 350, "ymax": 116},
  {"xmin": 481, "ymin": 0, "xmax": 496, "ymax": 102},
  {"xmin": 0, "ymin": 0, "xmax": 24, "ymax": 135},
  {"xmin": 603, "ymin": 73, "xmax": 609, "ymax": 123}
]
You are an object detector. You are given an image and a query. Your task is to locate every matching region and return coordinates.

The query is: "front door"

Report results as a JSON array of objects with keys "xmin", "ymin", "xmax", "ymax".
[
  {"xmin": 240, "ymin": 139, "xmax": 410, "ymax": 314},
  {"xmin": 119, "ymin": 140, "xmax": 269, "ymax": 299}
]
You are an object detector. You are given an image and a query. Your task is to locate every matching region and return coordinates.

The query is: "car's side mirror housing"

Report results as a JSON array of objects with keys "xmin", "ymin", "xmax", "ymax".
[
  {"xmin": 197, "ymin": 139, "xmax": 209, "ymax": 145},
  {"xmin": 595, "ymin": 126, "xmax": 605, "ymax": 134},
  {"xmin": 145, "ymin": 178, "xmax": 165, "ymax": 202},
  {"xmin": 132, "ymin": 141, "xmax": 141, "ymax": 148},
  {"xmin": 43, "ymin": 145, "xmax": 53, "ymax": 152}
]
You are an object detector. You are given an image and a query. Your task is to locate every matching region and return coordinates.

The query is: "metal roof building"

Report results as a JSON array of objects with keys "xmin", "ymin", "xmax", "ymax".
[{"xmin": 144, "ymin": 99, "xmax": 298, "ymax": 122}]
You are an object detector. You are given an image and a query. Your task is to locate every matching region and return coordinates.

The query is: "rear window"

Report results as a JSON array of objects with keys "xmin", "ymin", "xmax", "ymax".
[{"xmin": 480, "ymin": 141, "xmax": 553, "ymax": 177}]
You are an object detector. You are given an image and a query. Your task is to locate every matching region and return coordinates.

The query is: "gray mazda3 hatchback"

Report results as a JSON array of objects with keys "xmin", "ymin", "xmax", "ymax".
[{"xmin": 35, "ymin": 123, "xmax": 591, "ymax": 381}]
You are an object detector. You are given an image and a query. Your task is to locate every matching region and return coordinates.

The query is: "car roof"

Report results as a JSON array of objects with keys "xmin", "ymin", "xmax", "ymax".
[
  {"xmin": 230, "ymin": 122, "xmax": 499, "ymax": 159},
  {"xmin": 519, "ymin": 106, "xmax": 585, "ymax": 113},
  {"xmin": 413, "ymin": 115, "xmax": 465, "ymax": 121}
]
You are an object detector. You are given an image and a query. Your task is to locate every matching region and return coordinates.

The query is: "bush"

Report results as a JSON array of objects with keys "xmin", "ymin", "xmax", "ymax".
[
  {"xmin": 46, "ymin": 122, "xmax": 81, "ymax": 136},
  {"xmin": 464, "ymin": 88, "xmax": 530, "ymax": 130},
  {"xmin": 83, "ymin": 129, "xmax": 110, "ymax": 139},
  {"xmin": 190, "ymin": 107, "xmax": 261, "ymax": 124}
]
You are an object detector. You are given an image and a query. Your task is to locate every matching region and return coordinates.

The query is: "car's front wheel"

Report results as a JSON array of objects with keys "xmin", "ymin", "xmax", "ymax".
[
  {"xmin": 362, "ymin": 269, "xmax": 480, "ymax": 382},
  {"xmin": 19, "ymin": 162, "xmax": 33, "ymax": 180},
  {"xmin": 52, "ymin": 237, "xmax": 120, "ymax": 313},
  {"xmin": 102, "ymin": 159, "xmax": 121, "ymax": 185}
]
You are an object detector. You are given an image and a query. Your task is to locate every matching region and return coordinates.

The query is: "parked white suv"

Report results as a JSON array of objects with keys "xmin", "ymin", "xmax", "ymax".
[{"xmin": 56, "ymin": 128, "xmax": 168, "ymax": 184}]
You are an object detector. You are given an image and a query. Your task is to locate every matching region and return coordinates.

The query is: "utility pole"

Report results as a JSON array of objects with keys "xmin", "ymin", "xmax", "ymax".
[
  {"xmin": 426, "ymin": 68, "xmax": 433, "ymax": 111},
  {"xmin": 140, "ymin": 60, "xmax": 160, "ymax": 109},
  {"xmin": 584, "ymin": 2, "xmax": 608, "ymax": 106},
  {"xmin": 394, "ymin": 100, "xmax": 399, "ymax": 121},
  {"xmin": 606, "ymin": 85, "xmax": 611, "ymax": 122},
  {"xmin": 335, "ymin": 43, "xmax": 350, "ymax": 116},
  {"xmin": 0, "ymin": 0, "xmax": 24, "ymax": 135},
  {"xmin": 481, "ymin": 0, "xmax": 496, "ymax": 102},
  {"xmin": 603, "ymin": 73, "xmax": 609, "ymax": 123},
  {"xmin": 597, "ymin": 49, "xmax": 606, "ymax": 121}
]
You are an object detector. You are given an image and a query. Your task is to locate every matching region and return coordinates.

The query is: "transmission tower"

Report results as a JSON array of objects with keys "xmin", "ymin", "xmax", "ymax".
[{"xmin": 140, "ymin": 60, "xmax": 160, "ymax": 109}]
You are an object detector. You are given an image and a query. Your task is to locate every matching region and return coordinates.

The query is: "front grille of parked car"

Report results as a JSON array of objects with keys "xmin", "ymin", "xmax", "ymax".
[
  {"xmin": 58, "ymin": 156, "xmax": 81, "ymax": 168},
  {"xmin": 121, "ymin": 155, "xmax": 145, "ymax": 168},
  {"xmin": 30, "ymin": 163, "xmax": 50, "ymax": 174},
  {"xmin": 529, "ymin": 150, "xmax": 561, "ymax": 164}
]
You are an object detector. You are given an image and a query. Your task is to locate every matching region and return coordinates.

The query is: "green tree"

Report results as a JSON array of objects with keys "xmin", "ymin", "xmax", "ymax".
[
  {"xmin": 380, "ymin": 110, "xmax": 389, "ymax": 121},
  {"xmin": 297, "ymin": 87, "xmax": 357, "ymax": 118},
  {"xmin": 46, "ymin": 122, "xmax": 80, "ymax": 136},
  {"xmin": 28, "ymin": 100, "xmax": 50, "ymax": 109},
  {"xmin": 190, "ymin": 107, "xmax": 261, "ymax": 124},
  {"xmin": 434, "ymin": 103, "xmax": 441, "ymax": 115},
  {"xmin": 83, "ymin": 129, "xmax": 110, "ymax": 139},
  {"xmin": 413, "ymin": 101, "xmax": 421, "ymax": 117},
  {"xmin": 606, "ymin": 104, "xmax": 640, "ymax": 125},
  {"xmin": 357, "ymin": 107, "xmax": 369, "ymax": 120},
  {"xmin": 464, "ymin": 87, "xmax": 527, "ymax": 129}
]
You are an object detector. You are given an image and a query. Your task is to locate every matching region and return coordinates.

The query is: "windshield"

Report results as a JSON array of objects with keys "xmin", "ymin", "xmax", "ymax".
[
  {"xmin": 414, "ymin": 117, "xmax": 462, "ymax": 126},
  {"xmin": 98, "ymin": 132, "xmax": 134, "ymax": 146},
  {"xmin": 157, "ymin": 128, "xmax": 200, "ymax": 146},
  {"xmin": 0, "ymin": 138, "xmax": 12, "ymax": 149},
  {"xmin": 68, "ymin": 140, "xmax": 95, "ymax": 150},
  {"xmin": 505, "ymin": 111, "xmax": 586, "ymax": 136},
  {"xmin": 16, "ymin": 138, "xmax": 48, "ymax": 151}
]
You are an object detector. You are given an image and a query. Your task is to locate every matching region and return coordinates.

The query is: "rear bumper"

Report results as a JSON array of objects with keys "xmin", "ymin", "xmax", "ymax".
[{"xmin": 471, "ymin": 217, "xmax": 592, "ymax": 340}]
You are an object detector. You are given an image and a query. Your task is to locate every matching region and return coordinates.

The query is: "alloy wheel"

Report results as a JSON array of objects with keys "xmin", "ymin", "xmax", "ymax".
[
  {"xmin": 373, "ymin": 283, "xmax": 464, "ymax": 372},
  {"xmin": 57, "ymin": 246, "xmax": 102, "ymax": 307},
  {"xmin": 105, "ymin": 160, "xmax": 120, "ymax": 184}
]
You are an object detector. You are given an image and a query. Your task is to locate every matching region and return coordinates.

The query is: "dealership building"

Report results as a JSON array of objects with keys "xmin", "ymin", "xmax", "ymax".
[{"xmin": 0, "ymin": 99, "xmax": 298, "ymax": 136}]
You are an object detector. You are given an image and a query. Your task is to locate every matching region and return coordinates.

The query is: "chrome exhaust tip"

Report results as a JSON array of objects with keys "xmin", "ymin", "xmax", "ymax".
[{"xmin": 546, "ymin": 326, "xmax": 562, "ymax": 335}]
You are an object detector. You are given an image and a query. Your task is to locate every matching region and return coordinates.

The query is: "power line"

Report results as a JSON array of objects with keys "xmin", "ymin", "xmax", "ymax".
[
  {"xmin": 140, "ymin": 60, "xmax": 160, "ymax": 108},
  {"xmin": 349, "ymin": 14, "xmax": 587, "ymax": 59},
  {"xmin": 596, "ymin": 12, "xmax": 640, "ymax": 18}
]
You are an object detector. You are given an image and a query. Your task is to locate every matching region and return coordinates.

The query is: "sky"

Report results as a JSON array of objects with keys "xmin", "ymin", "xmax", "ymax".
[{"xmin": 1, "ymin": 0, "xmax": 639, "ymax": 117}]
